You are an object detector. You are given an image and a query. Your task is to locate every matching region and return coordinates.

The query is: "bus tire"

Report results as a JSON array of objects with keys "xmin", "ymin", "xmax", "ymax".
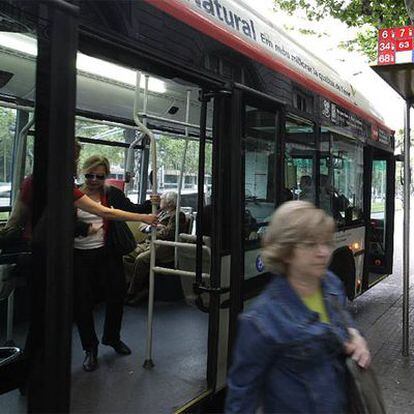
[{"xmin": 328, "ymin": 246, "xmax": 356, "ymax": 300}]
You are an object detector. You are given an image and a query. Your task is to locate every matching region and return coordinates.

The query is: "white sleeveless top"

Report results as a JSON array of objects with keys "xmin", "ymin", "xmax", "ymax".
[{"xmin": 74, "ymin": 203, "xmax": 105, "ymax": 250}]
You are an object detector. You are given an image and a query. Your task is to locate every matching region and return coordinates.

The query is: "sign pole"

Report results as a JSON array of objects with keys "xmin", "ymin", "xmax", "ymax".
[{"xmin": 403, "ymin": 99, "xmax": 411, "ymax": 356}]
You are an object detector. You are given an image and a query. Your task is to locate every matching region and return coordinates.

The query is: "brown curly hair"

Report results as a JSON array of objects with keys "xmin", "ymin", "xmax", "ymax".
[{"xmin": 261, "ymin": 201, "xmax": 335, "ymax": 274}]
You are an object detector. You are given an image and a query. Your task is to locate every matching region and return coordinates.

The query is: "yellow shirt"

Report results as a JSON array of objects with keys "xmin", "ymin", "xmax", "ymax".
[{"xmin": 302, "ymin": 289, "xmax": 330, "ymax": 324}]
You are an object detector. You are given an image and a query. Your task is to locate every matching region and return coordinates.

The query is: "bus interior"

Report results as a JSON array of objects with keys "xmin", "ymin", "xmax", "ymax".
[{"xmin": 0, "ymin": 31, "xmax": 218, "ymax": 413}]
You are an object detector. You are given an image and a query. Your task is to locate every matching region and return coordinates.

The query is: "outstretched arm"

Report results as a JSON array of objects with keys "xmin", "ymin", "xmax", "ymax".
[
  {"xmin": 5, "ymin": 196, "xmax": 29, "ymax": 229},
  {"xmin": 74, "ymin": 194, "xmax": 157, "ymax": 224}
]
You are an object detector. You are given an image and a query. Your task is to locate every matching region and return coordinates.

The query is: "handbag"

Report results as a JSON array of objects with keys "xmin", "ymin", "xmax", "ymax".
[
  {"xmin": 105, "ymin": 186, "xmax": 136, "ymax": 255},
  {"xmin": 107, "ymin": 221, "xmax": 136, "ymax": 255},
  {"xmin": 345, "ymin": 357, "xmax": 386, "ymax": 414},
  {"xmin": 326, "ymin": 295, "xmax": 386, "ymax": 414}
]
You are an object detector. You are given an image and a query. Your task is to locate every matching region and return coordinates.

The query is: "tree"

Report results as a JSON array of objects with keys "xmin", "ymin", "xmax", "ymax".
[
  {"xmin": 273, "ymin": 0, "xmax": 409, "ymax": 61},
  {"xmin": 75, "ymin": 119, "xmax": 126, "ymax": 171},
  {"xmin": 157, "ymin": 135, "xmax": 212, "ymax": 176}
]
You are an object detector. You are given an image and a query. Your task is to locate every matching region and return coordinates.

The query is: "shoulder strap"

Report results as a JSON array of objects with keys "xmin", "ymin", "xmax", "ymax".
[{"xmin": 102, "ymin": 185, "xmax": 112, "ymax": 207}]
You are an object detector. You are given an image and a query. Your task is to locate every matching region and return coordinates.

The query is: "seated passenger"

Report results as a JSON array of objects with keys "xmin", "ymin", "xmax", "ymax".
[
  {"xmin": 319, "ymin": 174, "xmax": 332, "ymax": 214},
  {"xmin": 299, "ymin": 175, "xmax": 315, "ymax": 202},
  {"xmin": 319, "ymin": 174, "xmax": 349, "ymax": 221},
  {"xmin": 124, "ymin": 191, "xmax": 186, "ymax": 305}
]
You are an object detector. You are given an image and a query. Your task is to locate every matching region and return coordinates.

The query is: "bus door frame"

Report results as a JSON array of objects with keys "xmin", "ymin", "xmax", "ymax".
[
  {"xmin": 363, "ymin": 145, "xmax": 395, "ymax": 290},
  {"xmin": 0, "ymin": 0, "xmax": 79, "ymax": 412},
  {"xmin": 227, "ymin": 83, "xmax": 286, "ymax": 360}
]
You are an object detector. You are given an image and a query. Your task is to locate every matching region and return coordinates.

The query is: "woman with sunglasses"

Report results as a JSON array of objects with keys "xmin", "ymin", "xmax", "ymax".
[
  {"xmin": 5, "ymin": 139, "xmax": 156, "ymax": 239},
  {"xmin": 74, "ymin": 155, "xmax": 156, "ymax": 372}
]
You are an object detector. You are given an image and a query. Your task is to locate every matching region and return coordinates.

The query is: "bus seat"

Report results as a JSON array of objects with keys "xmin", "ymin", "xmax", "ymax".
[
  {"xmin": 106, "ymin": 178, "xmax": 125, "ymax": 191},
  {"xmin": 177, "ymin": 234, "xmax": 211, "ymax": 306}
]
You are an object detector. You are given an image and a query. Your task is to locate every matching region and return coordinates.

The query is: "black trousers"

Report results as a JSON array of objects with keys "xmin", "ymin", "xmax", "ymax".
[{"xmin": 73, "ymin": 247, "xmax": 126, "ymax": 351}]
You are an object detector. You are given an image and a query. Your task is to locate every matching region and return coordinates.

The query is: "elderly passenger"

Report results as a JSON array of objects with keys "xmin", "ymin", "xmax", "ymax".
[
  {"xmin": 225, "ymin": 201, "xmax": 370, "ymax": 414},
  {"xmin": 124, "ymin": 191, "xmax": 186, "ymax": 305}
]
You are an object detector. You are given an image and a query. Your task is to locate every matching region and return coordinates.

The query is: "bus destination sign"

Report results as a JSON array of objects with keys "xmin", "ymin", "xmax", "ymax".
[
  {"xmin": 321, "ymin": 98, "xmax": 369, "ymax": 139},
  {"xmin": 378, "ymin": 26, "xmax": 414, "ymax": 65}
]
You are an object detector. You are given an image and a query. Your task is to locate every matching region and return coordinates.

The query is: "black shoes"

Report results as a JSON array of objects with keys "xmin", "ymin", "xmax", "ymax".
[
  {"xmin": 82, "ymin": 341, "xmax": 130, "ymax": 372},
  {"xmin": 83, "ymin": 348, "xmax": 98, "ymax": 372},
  {"xmin": 101, "ymin": 339, "xmax": 131, "ymax": 355}
]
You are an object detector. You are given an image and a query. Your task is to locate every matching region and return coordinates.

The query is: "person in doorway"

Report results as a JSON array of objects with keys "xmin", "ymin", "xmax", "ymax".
[
  {"xmin": 123, "ymin": 191, "xmax": 186, "ymax": 305},
  {"xmin": 3, "ymin": 140, "xmax": 87, "ymax": 241},
  {"xmin": 225, "ymin": 201, "xmax": 370, "ymax": 414},
  {"xmin": 299, "ymin": 174, "xmax": 314, "ymax": 202},
  {"xmin": 74, "ymin": 155, "xmax": 158, "ymax": 372},
  {"xmin": 3, "ymin": 139, "xmax": 156, "ymax": 240},
  {"xmin": 319, "ymin": 174, "xmax": 350, "ymax": 221}
]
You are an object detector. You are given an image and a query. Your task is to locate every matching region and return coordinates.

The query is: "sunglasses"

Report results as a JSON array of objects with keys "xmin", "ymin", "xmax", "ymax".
[{"xmin": 84, "ymin": 173, "xmax": 106, "ymax": 180}]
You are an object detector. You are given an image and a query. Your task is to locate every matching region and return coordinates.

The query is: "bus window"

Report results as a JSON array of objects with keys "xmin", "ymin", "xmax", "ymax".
[
  {"xmin": 330, "ymin": 134, "xmax": 364, "ymax": 225},
  {"xmin": 243, "ymin": 105, "xmax": 278, "ymax": 279},
  {"xmin": 369, "ymin": 159, "xmax": 387, "ymax": 263},
  {"xmin": 75, "ymin": 120, "xmax": 127, "ymax": 181},
  {"xmin": 285, "ymin": 117, "xmax": 316, "ymax": 203},
  {"xmin": 149, "ymin": 135, "xmax": 213, "ymax": 212},
  {"xmin": 0, "ymin": 107, "xmax": 16, "ymax": 218}
]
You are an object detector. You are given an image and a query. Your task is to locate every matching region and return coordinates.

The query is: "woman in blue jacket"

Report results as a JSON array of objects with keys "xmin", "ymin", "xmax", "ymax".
[{"xmin": 225, "ymin": 201, "xmax": 370, "ymax": 414}]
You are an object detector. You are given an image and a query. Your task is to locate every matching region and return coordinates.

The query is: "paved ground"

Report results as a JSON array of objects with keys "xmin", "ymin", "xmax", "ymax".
[{"xmin": 350, "ymin": 210, "xmax": 414, "ymax": 413}]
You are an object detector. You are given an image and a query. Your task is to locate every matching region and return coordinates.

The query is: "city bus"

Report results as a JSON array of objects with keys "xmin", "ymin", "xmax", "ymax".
[{"xmin": 0, "ymin": 0, "xmax": 394, "ymax": 412}]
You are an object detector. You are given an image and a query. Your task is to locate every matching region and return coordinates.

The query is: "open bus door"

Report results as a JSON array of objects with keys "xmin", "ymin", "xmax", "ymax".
[
  {"xmin": 226, "ymin": 84, "xmax": 285, "ymax": 368},
  {"xmin": 364, "ymin": 147, "xmax": 395, "ymax": 290},
  {"xmin": 0, "ymin": 1, "xmax": 78, "ymax": 412}
]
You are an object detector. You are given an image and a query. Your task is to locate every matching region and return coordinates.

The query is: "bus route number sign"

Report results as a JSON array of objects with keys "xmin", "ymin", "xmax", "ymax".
[{"xmin": 378, "ymin": 26, "xmax": 414, "ymax": 65}]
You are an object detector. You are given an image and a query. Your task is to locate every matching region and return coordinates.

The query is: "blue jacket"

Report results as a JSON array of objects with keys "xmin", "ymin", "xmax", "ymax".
[{"xmin": 225, "ymin": 272, "xmax": 354, "ymax": 414}]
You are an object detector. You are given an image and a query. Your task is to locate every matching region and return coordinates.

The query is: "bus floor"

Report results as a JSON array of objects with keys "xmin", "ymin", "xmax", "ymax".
[{"xmin": 2, "ymin": 300, "xmax": 209, "ymax": 413}]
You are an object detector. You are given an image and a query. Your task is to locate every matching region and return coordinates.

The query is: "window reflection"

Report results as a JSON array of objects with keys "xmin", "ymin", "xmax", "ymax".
[
  {"xmin": 285, "ymin": 117, "xmax": 316, "ymax": 204},
  {"xmin": 319, "ymin": 130, "xmax": 364, "ymax": 226},
  {"xmin": 370, "ymin": 160, "xmax": 387, "ymax": 255},
  {"xmin": 243, "ymin": 106, "xmax": 277, "ymax": 247}
]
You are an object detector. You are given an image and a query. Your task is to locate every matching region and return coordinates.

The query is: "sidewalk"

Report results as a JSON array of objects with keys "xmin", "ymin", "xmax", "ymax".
[{"xmin": 351, "ymin": 211, "xmax": 414, "ymax": 413}]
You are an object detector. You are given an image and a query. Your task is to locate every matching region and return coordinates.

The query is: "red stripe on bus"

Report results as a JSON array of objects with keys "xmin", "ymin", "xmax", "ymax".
[{"xmin": 145, "ymin": 0, "xmax": 393, "ymax": 134}]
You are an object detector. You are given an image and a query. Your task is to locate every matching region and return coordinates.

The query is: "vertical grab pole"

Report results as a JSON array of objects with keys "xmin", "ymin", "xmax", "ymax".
[
  {"xmin": 125, "ymin": 132, "xmax": 145, "ymax": 196},
  {"xmin": 133, "ymin": 72, "xmax": 157, "ymax": 368},
  {"xmin": 6, "ymin": 289, "xmax": 14, "ymax": 343},
  {"xmin": 195, "ymin": 92, "xmax": 209, "ymax": 288},
  {"xmin": 175, "ymin": 90, "xmax": 191, "ymax": 266},
  {"xmin": 403, "ymin": 100, "xmax": 411, "ymax": 357}
]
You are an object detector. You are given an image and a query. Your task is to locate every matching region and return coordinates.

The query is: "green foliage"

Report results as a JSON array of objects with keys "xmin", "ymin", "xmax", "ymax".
[
  {"xmin": 273, "ymin": 0, "xmax": 410, "ymax": 59},
  {"xmin": 75, "ymin": 119, "xmax": 126, "ymax": 171},
  {"xmin": 0, "ymin": 107, "xmax": 16, "ymax": 182},
  {"xmin": 75, "ymin": 119, "xmax": 212, "ymax": 180},
  {"xmin": 157, "ymin": 135, "xmax": 212, "ymax": 175}
]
